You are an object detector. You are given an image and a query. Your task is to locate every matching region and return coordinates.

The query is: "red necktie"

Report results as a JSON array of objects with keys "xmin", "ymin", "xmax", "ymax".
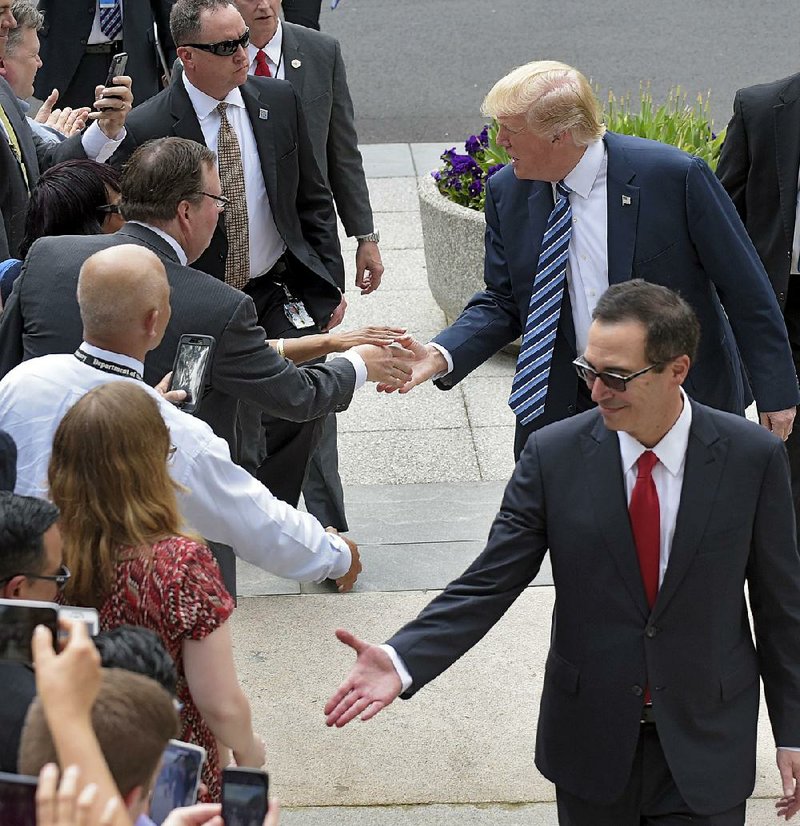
[
  {"xmin": 254, "ymin": 49, "xmax": 272, "ymax": 77},
  {"xmin": 629, "ymin": 450, "xmax": 660, "ymax": 609}
]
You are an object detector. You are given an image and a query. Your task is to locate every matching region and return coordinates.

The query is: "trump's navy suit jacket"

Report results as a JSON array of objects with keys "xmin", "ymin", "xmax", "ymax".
[{"xmin": 433, "ymin": 132, "xmax": 799, "ymax": 451}]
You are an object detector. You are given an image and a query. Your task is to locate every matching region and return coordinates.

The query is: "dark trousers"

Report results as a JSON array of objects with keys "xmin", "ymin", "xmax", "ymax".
[
  {"xmin": 239, "ymin": 274, "xmax": 325, "ymax": 507},
  {"xmin": 282, "ymin": 0, "xmax": 322, "ymax": 29},
  {"xmin": 556, "ymin": 723, "xmax": 746, "ymax": 825},
  {"xmin": 302, "ymin": 412, "xmax": 348, "ymax": 530},
  {"xmin": 782, "ymin": 280, "xmax": 800, "ymax": 528}
]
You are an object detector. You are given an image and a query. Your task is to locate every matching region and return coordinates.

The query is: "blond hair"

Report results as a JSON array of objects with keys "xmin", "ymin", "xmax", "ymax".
[
  {"xmin": 482, "ymin": 60, "xmax": 606, "ymax": 146},
  {"xmin": 48, "ymin": 382, "xmax": 186, "ymax": 608}
]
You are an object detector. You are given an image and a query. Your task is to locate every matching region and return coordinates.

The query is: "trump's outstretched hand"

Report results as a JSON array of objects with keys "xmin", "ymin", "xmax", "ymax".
[
  {"xmin": 324, "ymin": 629, "xmax": 402, "ymax": 727},
  {"xmin": 376, "ymin": 339, "xmax": 447, "ymax": 394}
]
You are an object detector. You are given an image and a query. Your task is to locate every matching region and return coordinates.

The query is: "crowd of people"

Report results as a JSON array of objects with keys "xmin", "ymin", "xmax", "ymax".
[{"xmin": 0, "ymin": 0, "xmax": 797, "ymax": 824}]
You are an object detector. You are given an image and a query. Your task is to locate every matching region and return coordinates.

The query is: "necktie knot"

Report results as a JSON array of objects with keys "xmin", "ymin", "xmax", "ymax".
[
  {"xmin": 636, "ymin": 450, "xmax": 658, "ymax": 479},
  {"xmin": 255, "ymin": 49, "xmax": 271, "ymax": 77},
  {"xmin": 216, "ymin": 101, "xmax": 229, "ymax": 118},
  {"xmin": 556, "ymin": 180, "xmax": 571, "ymax": 199}
]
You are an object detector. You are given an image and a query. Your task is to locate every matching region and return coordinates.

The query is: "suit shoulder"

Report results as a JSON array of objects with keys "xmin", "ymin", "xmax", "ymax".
[
  {"xmin": 530, "ymin": 409, "xmax": 604, "ymax": 451},
  {"xmin": 283, "ymin": 21, "xmax": 340, "ymax": 54},
  {"xmin": 691, "ymin": 400, "xmax": 784, "ymax": 452},
  {"xmin": 736, "ymin": 72, "xmax": 800, "ymax": 106},
  {"xmin": 122, "ymin": 86, "xmax": 173, "ymax": 131}
]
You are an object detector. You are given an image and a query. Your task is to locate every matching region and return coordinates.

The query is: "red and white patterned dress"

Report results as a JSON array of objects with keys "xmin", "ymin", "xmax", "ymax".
[{"xmin": 98, "ymin": 536, "xmax": 235, "ymax": 801}]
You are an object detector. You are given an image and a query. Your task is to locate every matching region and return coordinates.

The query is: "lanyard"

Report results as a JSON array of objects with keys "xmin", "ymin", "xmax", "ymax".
[{"xmin": 74, "ymin": 349, "xmax": 143, "ymax": 381}]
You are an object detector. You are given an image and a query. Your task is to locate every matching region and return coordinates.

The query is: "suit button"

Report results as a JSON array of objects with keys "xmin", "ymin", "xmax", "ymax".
[
  {"xmin": 567, "ymin": 404, "xmax": 576, "ymax": 414},
  {"xmin": 79, "ymin": 38, "xmax": 87, "ymax": 45},
  {"xmin": 631, "ymin": 685, "xmax": 643, "ymax": 697},
  {"xmin": 645, "ymin": 625, "xmax": 657, "ymax": 638},
  {"xmin": 780, "ymin": 292, "xmax": 786, "ymax": 303}
]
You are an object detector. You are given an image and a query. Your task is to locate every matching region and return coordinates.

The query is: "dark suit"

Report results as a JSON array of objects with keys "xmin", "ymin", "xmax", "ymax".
[
  {"xmin": 0, "ymin": 223, "xmax": 356, "ymax": 464},
  {"xmin": 434, "ymin": 132, "xmax": 800, "ymax": 457},
  {"xmin": 716, "ymin": 72, "xmax": 800, "ymax": 522},
  {"xmin": 0, "ymin": 78, "xmax": 86, "ymax": 260},
  {"xmin": 33, "ymin": 0, "xmax": 176, "ymax": 110},
  {"xmin": 388, "ymin": 401, "xmax": 800, "ymax": 817}
]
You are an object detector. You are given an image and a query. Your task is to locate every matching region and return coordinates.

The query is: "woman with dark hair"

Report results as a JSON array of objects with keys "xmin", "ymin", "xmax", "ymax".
[{"xmin": 0, "ymin": 160, "xmax": 123, "ymax": 307}]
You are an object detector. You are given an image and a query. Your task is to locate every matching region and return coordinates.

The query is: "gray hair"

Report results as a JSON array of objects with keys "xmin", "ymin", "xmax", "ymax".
[{"xmin": 7, "ymin": 0, "xmax": 43, "ymax": 55}]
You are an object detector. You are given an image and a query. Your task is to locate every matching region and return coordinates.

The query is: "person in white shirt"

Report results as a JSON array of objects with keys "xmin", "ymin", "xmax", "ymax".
[
  {"xmin": 0, "ymin": 243, "xmax": 362, "ymax": 591},
  {"xmin": 324, "ymin": 280, "xmax": 800, "ymax": 825}
]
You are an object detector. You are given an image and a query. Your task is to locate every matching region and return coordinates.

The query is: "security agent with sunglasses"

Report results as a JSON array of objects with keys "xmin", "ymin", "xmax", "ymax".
[
  {"xmin": 326, "ymin": 280, "xmax": 800, "ymax": 825},
  {"xmin": 393, "ymin": 60, "xmax": 799, "ymax": 462},
  {"xmin": 108, "ymin": 0, "xmax": 348, "ymax": 506},
  {"xmin": 0, "ymin": 491, "xmax": 67, "ymax": 772}
]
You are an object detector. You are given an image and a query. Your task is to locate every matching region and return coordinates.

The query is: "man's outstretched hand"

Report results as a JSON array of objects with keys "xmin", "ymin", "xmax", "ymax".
[
  {"xmin": 376, "ymin": 339, "xmax": 447, "ymax": 394},
  {"xmin": 324, "ymin": 629, "xmax": 402, "ymax": 727}
]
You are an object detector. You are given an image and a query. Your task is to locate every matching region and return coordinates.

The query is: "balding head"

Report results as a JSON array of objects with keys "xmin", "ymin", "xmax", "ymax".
[{"xmin": 77, "ymin": 246, "xmax": 171, "ymax": 358}]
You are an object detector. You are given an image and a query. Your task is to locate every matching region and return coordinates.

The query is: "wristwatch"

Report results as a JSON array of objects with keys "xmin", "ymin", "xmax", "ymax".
[{"xmin": 355, "ymin": 231, "xmax": 380, "ymax": 243}]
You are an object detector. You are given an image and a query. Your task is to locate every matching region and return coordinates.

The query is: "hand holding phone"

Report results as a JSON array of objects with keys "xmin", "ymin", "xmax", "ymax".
[
  {"xmin": 149, "ymin": 740, "xmax": 207, "ymax": 825},
  {"xmin": 222, "ymin": 768, "xmax": 269, "ymax": 826},
  {"xmin": 0, "ymin": 598, "xmax": 58, "ymax": 664},
  {"xmin": 167, "ymin": 334, "xmax": 215, "ymax": 415},
  {"xmin": 102, "ymin": 52, "xmax": 128, "ymax": 100}
]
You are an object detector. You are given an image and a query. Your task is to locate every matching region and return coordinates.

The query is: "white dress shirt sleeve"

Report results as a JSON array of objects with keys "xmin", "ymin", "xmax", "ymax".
[
  {"xmin": 337, "ymin": 350, "xmax": 367, "ymax": 389},
  {"xmin": 379, "ymin": 644, "xmax": 413, "ymax": 693},
  {"xmin": 81, "ymin": 121, "xmax": 126, "ymax": 163},
  {"xmin": 429, "ymin": 342, "xmax": 454, "ymax": 378},
  {"xmin": 174, "ymin": 429, "xmax": 352, "ymax": 581}
]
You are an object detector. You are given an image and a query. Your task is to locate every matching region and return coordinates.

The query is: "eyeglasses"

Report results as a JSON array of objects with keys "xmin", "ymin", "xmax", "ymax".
[
  {"xmin": 0, "ymin": 564, "xmax": 71, "ymax": 591},
  {"xmin": 182, "ymin": 28, "xmax": 250, "ymax": 57},
  {"xmin": 198, "ymin": 191, "xmax": 229, "ymax": 211},
  {"xmin": 572, "ymin": 356, "xmax": 667, "ymax": 392},
  {"xmin": 97, "ymin": 203, "xmax": 121, "ymax": 215}
]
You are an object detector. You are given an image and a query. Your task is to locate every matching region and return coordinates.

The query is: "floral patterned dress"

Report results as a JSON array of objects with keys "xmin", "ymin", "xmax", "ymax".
[{"xmin": 98, "ymin": 536, "xmax": 234, "ymax": 801}]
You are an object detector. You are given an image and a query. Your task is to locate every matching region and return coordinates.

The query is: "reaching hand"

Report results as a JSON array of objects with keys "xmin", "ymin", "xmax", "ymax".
[
  {"xmin": 327, "ymin": 530, "xmax": 362, "ymax": 592},
  {"xmin": 88, "ymin": 76, "xmax": 133, "ymax": 139},
  {"xmin": 353, "ymin": 341, "xmax": 415, "ymax": 387},
  {"xmin": 324, "ymin": 629, "xmax": 402, "ymax": 727},
  {"xmin": 323, "ymin": 294, "xmax": 348, "ymax": 331},
  {"xmin": 376, "ymin": 339, "xmax": 446, "ymax": 394},
  {"xmin": 330, "ymin": 325, "xmax": 407, "ymax": 351},
  {"xmin": 760, "ymin": 408, "xmax": 796, "ymax": 442},
  {"xmin": 36, "ymin": 764, "xmax": 121, "ymax": 826},
  {"xmin": 355, "ymin": 241, "xmax": 384, "ymax": 294}
]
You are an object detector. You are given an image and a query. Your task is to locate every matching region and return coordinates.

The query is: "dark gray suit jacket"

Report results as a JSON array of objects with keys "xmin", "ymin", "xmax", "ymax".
[
  {"xmin": 109, "ymin": 74, "xmax": 344, "ymax": 325},
  {"xmin": 388, "ymin": 401, "xmax": 800, "ymax": 814},
  {"xmin": 0, "ymin": 78, "xmax": 86, "ymax": 260},
  {"xmin": 279, "ymin": 22, "xmax": 372, "ymax": 237},
  {"xmin": 717, "ymin": 72, "xmax": 800, "ymax": 312},
  {"xmin": 0, "ymin": 223, "xmax": 356, "ymax": 457}
]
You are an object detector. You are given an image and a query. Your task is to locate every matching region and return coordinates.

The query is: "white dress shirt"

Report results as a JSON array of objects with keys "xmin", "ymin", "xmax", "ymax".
[
  {"xmin": 126, "ymin": 221, "xmax": 188, "ymax": 264},
  {"xmin": 0, "ymin": 344, "xmax": 353, "ymax": 582},
  {"xmin": 792, "ymin": 166, "xmax": 800, "ymax": 275},
  {"xmin": 182, "ymin": 73, "xmax": 285, "ymax": 279},
  {"xmin": 247, "ymin": 22, "xmax": 285, "ymax": 80}
]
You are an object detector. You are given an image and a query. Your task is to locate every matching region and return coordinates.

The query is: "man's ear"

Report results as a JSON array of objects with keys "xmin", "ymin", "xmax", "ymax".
[
  {"xmin": 2, "ymin": 575, "xmax": 26, "ymax": 599},
  {"xmin": 672, "ymin": 354, "xmax": 691, "ymax": 385}
]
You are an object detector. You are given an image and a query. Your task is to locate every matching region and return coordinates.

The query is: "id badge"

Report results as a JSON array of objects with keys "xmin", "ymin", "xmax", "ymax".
[
  {"xmin": 99, "ymin": 0, "xmax": 118, "ymax": 8},
  {"xmin": 284, "ymin": 299, "xmax": 315, "ymax": 329}
]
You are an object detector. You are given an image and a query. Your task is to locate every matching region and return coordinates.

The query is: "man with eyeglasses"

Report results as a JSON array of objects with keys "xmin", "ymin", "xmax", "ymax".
[
  {"xmin": 326, "ymin": 280, "xmax": 800, "ymax": 825},
  {"xmin": 108, "ymin": 0, "xmax": 347, "ymax": 509},
  {"xmin": 0, "ymin": 491, "xmax": 67, "ymax": 772},
  {"xmin": 390, "ymin": 60, "xmax": 799, "ymax": 465}
]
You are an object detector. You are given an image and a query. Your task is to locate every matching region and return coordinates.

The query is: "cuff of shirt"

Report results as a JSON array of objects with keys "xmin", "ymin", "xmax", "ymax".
[
  {"xmin": 429, "ymin": 342, "xmax": 453, "ymax": 380},
  {"xmin": 82, "ymin": 122, "xmax": 126, "ymax": 163},
  {"xmin": 779, "ymin": 746, "xmax": 800, "ymax": 751},
  {"xmin": 338, "ymin": 350, "xmax": 367, "ymax": 390},
  {"xmin": 325, "ymin": 532, "xmax": 352, "ymax": 580},
  {"xmin": 379, "ymin": 644, "xmax": 413, "ymax": 693}
]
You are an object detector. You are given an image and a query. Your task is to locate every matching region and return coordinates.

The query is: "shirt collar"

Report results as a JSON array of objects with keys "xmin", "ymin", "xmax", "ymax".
[
  {"xmin": 126, "ymin": 221, "xmax": 188, "ymax": 266},
  {"xmin": 249, "ymin": 20, "xmax": 282, "ymax": 68},
  {"xmin": 562, "ymin": 138, "xmax": 605, "ymax": 200},
  {"xmin": 617, "ymin": 388, "xmax": 693, "ymax": 478},
  {"xmin": 79, "ymin": 342, "xmax": 145, "ymax": 376},
  {"xmin": 181, "ymin": 72, "xmax": 246, "ymax": 121},
  {"xmin": 17, "ymin": 98, "xmax": 30, "ymax": 113}
]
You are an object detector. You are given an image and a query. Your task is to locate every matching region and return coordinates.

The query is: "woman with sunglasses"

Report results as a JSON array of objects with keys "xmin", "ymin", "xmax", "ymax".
[
  {"xmin": 48, "ymin": 381, "xmax": 265, "ymax": 802},
  {"xmin": 0, "ymin": 160, "xmax": 123, "ymax": 309}
]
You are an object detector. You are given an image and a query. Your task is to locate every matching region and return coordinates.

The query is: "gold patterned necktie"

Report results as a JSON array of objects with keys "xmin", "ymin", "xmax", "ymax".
[
  {"xmin": 216, "ymin": 101, "xmax": 250, "ymax": 290},
  {"xmin": 0, "ymin": 101, "xmax": 29, "ymax": 191}
]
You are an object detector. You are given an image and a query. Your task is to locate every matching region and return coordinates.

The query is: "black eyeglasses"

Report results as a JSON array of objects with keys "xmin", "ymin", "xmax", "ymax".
[
  {"xmin": 198, "ymin": 191, "xmax": 229, "ymax": 210},
  {"xmin": 0, "ymin": 564, "xmax": 71, "ymax": 591},
  {"xmin": 183, "ymin": 28, "xmax": 249, "ymax": 56},
  {"xmin": 572, "ymin": 356, "xmax": 667, "ymax": 392},
  {"xmin": 97, "ymin": 203, "xmax": 121, "ymax": 215}
]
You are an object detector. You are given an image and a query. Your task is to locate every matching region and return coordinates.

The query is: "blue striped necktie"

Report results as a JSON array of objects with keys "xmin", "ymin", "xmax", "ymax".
[
  {"xmin": 508, "ymin": 180, "xmax": 572, "ymax": 425},
  {"xmin": 99, "ymin": 0, "xmax": 122, "ymax": 40}
]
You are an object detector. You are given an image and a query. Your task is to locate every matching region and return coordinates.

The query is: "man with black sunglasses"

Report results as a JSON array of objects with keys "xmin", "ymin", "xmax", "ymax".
[
  {"xmin": 109, "ymin": 0, "xmax": 349, "ymax": 508},
  {"xmin": 0, "ymin": 491, "xmax": 66, "ymax": 773},
  {"xmin": 326, "ymin": 280, "xmax": 800, "ymax": 825}
]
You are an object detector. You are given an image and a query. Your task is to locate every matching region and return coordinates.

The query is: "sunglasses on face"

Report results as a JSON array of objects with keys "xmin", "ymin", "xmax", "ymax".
[
  {"xmin": 183, "ymin": 28, "xmax": 250, "ymax": 57},
  {"xmin": 572, "ymin": 355, "xmax": 666, "ymax": 392}
]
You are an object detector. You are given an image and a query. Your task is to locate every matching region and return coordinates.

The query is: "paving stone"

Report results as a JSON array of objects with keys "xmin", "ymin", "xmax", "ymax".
[
  {"xmin": 341, "ymin": 248, "xmax": 428, "ymax": 293},
  {"xmin": 341, "ymin": 286, "xmax": 446, "ymax": 332},
  {"xmin": 468, "ymin": 351, "xmax": 517, "ymax": 378},
  {"xmin": 236, "ymin": 559, "xmax": 300, "ymax": 596},
  {"xmin": 410, "ymin": 142, "xmax": 449, "ymax": 176},
  {"xmin": 462, "ymin": 376, "xmax": 517, "ymax": 428},
  {"xmin": 360, "ymin": 143, "xmax": 415, "ymax": 177},
  {"xmin": 341, "ymin": 212, "xmax": 423, "ymax": 251},
  {"xmin": 471, "ymin": 426, "xmax": 517, "ymax": 481},
  {"xmin": 366, "ymin": 177, "xmax": 420, "ymax": 212}
]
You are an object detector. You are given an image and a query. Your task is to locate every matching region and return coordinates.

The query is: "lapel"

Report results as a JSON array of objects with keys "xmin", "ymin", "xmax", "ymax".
[
  {"xmin": 603, "ymin": 132, "xmax": 640, "ymax": 284},
  {"xmin": 281, "ymin": 24, "xmax": 307, "ymax": 98},
  {"xmin": 168, "ymin": 79, "xmax": 207, "ymax": 145},
  {"xmin": 651, "ymin": 401, "xmax": 727, "ymax": 620},
  {"xmin": 240, "ymin": 80, "xmax": 278, "ymax": 203},
  {"xmin": 773, "ymin": 75, "xmax": 800, "ymax": 248},
  {"xmin": 581, "ymin": 415, "xmax": 651, "ymax": 619},
  {"xmin": 0, "ymin": 78, "xmax": 38, "ymax": 186}
]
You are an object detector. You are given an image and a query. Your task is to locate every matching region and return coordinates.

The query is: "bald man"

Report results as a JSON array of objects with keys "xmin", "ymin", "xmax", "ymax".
[{"xmin": 0, "ymin": 244, "xmax": 363, "ymax": 591}]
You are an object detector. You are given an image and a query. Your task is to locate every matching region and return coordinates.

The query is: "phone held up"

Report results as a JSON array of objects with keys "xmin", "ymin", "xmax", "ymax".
[
  {"xmin": 149, "ymin": 739, "xmax": 207, "ymax": 825},
  {"xmin": 222, "ymin": 767, "xmax": 269, "ymax": 826},
  {"xmin": 101, "ymin": 51, "xmax": 128, "ymax": 101},
  {"xmin": 167, "ymin": 334, "xmax": 215, "ymax": 415},
  {"xmin": 0, "ymin": 772, "xmax": 37, "ymax": 826},
  {"xmin": 0, "ymin": 598, "xmax": 58, "ymax": 664}
]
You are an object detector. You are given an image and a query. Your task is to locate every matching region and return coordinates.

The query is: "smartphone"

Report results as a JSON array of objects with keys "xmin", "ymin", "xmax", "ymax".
[
  {"xmin": 104, "ymin": 51, "xmax": 128, "ymax": 88},
  {"xmin": 167, "ymin": 334, "xmax": 215, "ymax": 415},
  {"xmin": 0, "ymin": 599, "xmax": 58, "ymax": 664},
  {"xmin": 148, "ymin": 740, "xmax": 207, "ymax": 825},
  {"xmin": 58, "ymin": 606, "xmax": 99, "ymax": 636},
  {"xmin": 0, "ymin": 772, "xmax": 37, "ymax": 826},
  {"xmin": 221, "ymin": 768, "xmax": 269, "ymax": 826}
]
